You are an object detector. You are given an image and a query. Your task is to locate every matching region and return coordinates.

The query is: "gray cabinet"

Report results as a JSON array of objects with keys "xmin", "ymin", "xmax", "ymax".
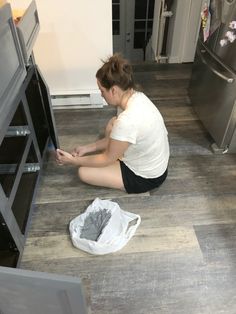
[{"xmin": 0, "ymin": 3, "xmax": 58, "ymax": 267}]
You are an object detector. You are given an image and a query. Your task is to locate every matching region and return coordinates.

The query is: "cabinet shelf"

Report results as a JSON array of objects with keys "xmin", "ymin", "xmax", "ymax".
[
  {"xmin": 0, "ymin": 163, "xmax": 40, "ymax": 174},
  {"xmin": 6, "ymin": 126, "xmax": 30, "ymax": 137},
  {"xmin": 0, "ymin": 136, "xmax": 28, "ymax": 197}
]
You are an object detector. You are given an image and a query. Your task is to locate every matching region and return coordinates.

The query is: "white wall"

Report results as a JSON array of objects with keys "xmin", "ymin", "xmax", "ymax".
[{"xmin": 9, "ymin": 0, "xmax": 112, "ymax": 99}]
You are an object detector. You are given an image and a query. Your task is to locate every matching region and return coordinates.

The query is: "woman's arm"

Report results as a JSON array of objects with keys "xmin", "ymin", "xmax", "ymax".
[
  {"xmin": 56, "ymin": 139, "xmax": 129, "ymax": 167},
  {"xmin": 71, "ymin": 116, "xmax": 117, "ymax": 156},
  {"xmin": 71, "ymin": 137, "xmax": 109, "ymax": 157}
]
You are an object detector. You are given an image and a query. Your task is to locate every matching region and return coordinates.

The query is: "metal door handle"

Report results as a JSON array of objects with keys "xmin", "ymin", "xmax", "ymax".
[
  {"xmin": 198, "ymin": 43, "xmax": 235, "ymax": 83},
  {"xmin": 199, "ymin": 50, "xmax": 234, "ymax": 83}
]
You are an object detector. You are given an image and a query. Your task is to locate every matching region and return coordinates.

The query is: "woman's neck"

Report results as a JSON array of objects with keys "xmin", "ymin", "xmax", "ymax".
[{"xmin": 119, "ymin": 88, "xmax": 134, "ymax": 109}]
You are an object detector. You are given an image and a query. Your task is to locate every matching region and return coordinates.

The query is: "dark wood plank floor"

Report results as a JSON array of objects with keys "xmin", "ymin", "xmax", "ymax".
[{"xmin": 20, "ymin": 63, "xmax": 236, "ymax": 314}]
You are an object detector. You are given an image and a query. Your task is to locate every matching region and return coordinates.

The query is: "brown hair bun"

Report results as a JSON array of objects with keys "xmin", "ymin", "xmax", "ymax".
[{"xmin": 96, "ymin": 53, "xmax": 135, "ymax": 91}]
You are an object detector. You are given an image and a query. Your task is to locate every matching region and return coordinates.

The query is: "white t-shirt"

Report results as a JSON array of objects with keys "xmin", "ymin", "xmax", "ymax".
[{"xmin": 110, "ymin": 92, "xmax": 169, "ymax": 178}]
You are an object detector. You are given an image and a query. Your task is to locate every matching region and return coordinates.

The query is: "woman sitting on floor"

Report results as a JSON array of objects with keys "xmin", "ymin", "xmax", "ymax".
[{"xmin": 56, "ymin": 53, "xmax": 169, "ymax": 194}]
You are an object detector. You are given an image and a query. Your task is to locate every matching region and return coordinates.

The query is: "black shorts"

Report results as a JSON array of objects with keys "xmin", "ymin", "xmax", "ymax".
[{"xmin": 119, "ymin": 160, "xmax": 168, "ymax": 194}]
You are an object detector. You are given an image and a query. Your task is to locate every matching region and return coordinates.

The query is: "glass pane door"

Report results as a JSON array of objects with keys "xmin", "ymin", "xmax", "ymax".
[{"xmin": 112, "ymin": 0, "xmax": 155, "ymax": 61}]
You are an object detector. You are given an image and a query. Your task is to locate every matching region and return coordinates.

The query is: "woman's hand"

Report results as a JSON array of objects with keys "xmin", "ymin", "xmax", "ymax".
[
  {"xmin": 56, "ymin": 138, "xmax": 129, "ymax": 168},
  {"xmin": 56, "ymin": 149, "xmax": 77, "ymax": 166},
  {"xmin": 71, "ymin": 145, "xmax": 89, "ymax": 157}
]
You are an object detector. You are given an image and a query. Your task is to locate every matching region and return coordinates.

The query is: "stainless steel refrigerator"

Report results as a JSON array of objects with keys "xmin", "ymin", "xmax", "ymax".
[{"xmin": 189, "ymin": 0, "xmax": 236, "ymax": 153}]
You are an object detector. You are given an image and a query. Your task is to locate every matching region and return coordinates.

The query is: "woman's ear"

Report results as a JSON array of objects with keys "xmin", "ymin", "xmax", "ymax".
[
  {"xmin": 111, "ymin": 85, "xmax": 117, "ymax": 95},
  {"xmin": 111, "ymin": 85, "xmax": 120, "ymax": 96}
]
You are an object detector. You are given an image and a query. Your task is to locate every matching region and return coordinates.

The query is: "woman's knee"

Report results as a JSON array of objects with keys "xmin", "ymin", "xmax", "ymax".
[
  {"xmin": 78, "ymin": 167, "xmax": 99, "ymax": 185},
  {"xmin": 78, "ymin": 167, "xmax": 88, "ymax": 183}
]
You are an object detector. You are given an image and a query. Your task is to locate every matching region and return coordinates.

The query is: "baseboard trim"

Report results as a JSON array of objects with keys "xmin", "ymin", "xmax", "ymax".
[{"xmin": 51, "ymin": 91, "xmax": 106, "ymax": 108}]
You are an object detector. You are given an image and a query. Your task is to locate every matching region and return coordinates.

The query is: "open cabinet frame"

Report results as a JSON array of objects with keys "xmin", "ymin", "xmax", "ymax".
[{"xmin": 0, "ymin": 2, "xmax": 59, "ymax": 268}]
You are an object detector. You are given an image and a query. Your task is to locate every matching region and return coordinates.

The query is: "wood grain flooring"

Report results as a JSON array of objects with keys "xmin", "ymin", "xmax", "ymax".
[{"xmin": 20, "ymin": 63, "xmax": 236, "ymax": 314}]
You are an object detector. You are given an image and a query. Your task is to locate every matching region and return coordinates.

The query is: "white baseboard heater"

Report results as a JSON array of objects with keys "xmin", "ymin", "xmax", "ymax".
[{"xmin": 51, "ymin": 91, "xmax": 106, "ymax": 109}]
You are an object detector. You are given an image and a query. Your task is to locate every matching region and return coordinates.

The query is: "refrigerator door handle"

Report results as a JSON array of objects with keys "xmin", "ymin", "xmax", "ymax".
[{"xmin": 197, "ymin": 42, "xmax": 235, "ymax": 83}]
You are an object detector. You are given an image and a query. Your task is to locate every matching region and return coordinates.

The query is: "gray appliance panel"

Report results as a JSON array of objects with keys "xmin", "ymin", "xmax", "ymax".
[
  {"xmin": 189, "ymin": 41, "xmax": 236, "ymax": 149},
  {"xmin": 0, "ymin": 266, "xmax": 88, "ymax": 314},
  {"xmin": 16, "ymin": 0, "xmax": 40, "ymax": 64},
  {"xmin": 0, "ymin": 4, "xmax": 26, "ymax": 126},
  {"xmin": 200, "ymin": 1, "xmax": 236, "ymax": 71}
]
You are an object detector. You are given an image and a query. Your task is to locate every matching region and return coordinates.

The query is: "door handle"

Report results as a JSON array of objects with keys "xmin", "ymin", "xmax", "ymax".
[
  {"xmin": 197, "ymin": 42, "xmax": 235, "ymax": 83},
  {"xmin": 126, "ymin": 32, "xmax": 131, "ymax": 42}
]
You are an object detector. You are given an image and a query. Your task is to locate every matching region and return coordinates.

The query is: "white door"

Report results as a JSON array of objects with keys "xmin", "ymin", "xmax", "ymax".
[
  {"xmin": 112, "ymin": 0, "xmax": 155, "ymax": 62},
  {"xmin": 112, "ymin": 0, "xmax": 126, "ymax": 56}
]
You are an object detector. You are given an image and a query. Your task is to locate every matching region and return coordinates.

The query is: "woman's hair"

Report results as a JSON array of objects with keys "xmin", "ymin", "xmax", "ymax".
[{"xmin": 96, "ymin": 53, "xmax": 135, "ymax": 90}]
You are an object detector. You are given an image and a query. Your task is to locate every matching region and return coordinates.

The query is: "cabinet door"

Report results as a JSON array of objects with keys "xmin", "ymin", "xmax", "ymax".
[
  {"xmin": 36, "ymin": 67, "xmax": 59, "ymax": 149},
  {"xmin": 24, "ymin": 66, "xmax": 59, "ymax": 153},
  {"xmin": 16, "ymin": 0, "xmax": 40, "ymax": 64},
  {"xmin": 0, "ymin": 3, "xmax": 26, "ymax": 125}
]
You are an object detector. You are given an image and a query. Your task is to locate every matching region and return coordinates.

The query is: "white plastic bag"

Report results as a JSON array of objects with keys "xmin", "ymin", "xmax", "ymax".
[{"xmin": 69, "ymin": 198, "xmax": 141, "ymax": 255}]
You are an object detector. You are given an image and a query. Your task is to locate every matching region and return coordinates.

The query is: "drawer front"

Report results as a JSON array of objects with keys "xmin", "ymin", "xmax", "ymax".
[
  {"xmin": 16, "ymin": 0, "xmax": 40, "ymax": 64},
  {"xmin": 0, "ymin": 4, "xmax": 26, "ymax": 125}
]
